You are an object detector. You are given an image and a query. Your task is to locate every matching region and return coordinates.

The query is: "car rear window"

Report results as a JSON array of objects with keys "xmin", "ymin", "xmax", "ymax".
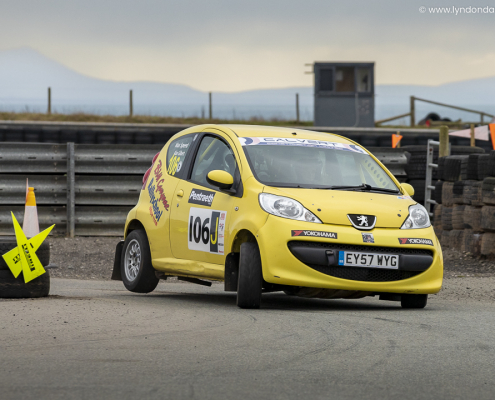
[{"xmin": 166, "ymin": 135, "xmax": 193, "ymax": 177}]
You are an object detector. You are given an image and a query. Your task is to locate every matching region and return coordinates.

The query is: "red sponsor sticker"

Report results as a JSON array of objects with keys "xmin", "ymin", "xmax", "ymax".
[
  {"xmin": 291, "ymin": 230, "xmax": 337, "ymax": 239},
  {"xmin": 398, "ymin": 238, "xmax": 433, "ymax": 246}
]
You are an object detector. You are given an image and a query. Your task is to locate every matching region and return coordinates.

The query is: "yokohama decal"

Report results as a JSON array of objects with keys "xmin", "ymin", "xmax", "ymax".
[
  {"xmin": 291, "ymin": 230, "xmax": 337, "ymax": 239},
  {"xmin": 398, "ymin": 238, "xmax": 434, "ymax": 246}
]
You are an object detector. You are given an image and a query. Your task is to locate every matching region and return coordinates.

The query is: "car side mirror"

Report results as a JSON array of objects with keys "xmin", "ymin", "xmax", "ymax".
[
  {"xmin": 400, "ymin": 183, "xmax": 415, "ymax": 197},
  {"xmin": 207, "ymin": 170, "xmax": 234, "ymax": 190}
]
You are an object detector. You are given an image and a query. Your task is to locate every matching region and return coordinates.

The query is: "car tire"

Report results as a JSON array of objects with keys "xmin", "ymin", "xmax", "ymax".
[
  {"xmin": 0, "ymin": 269, "xmax": 50, "ymax": 298},
  {"xmin": 236, "ymin": 242, "xmax": 263, "ymax": 309},
  {"xmin": 401, "ymin": 294, "xmax": 428, "ymax": 309},
  {"xmin": 121, "ymin": 229, "xmax": 159, "ymax": 293}
]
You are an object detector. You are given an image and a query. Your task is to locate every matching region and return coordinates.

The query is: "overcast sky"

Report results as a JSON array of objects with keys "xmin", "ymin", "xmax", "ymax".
[{"xmin": 2, "ymin": 0, "xmax": 495, "ymax": 91}]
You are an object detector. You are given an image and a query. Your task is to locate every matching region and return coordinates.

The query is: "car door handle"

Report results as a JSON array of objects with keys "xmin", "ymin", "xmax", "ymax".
[{"xmin": 177, "ymin": 190, "xmax": 184, "ymax": 198}]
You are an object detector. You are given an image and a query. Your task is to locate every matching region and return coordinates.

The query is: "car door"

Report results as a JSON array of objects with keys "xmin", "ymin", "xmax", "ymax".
[
  {"xmin": 170, "ymin": 131, "xmax": 240, "ymax": 267},
  {"xmin": 143, "ymin": 133, "xmax": 196, "ymax": 261}
]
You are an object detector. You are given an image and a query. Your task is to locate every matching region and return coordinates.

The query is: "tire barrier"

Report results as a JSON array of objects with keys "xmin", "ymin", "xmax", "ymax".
[
  {"xmin": 434, "ymin": 150, "xmax": 495, "ymax": 256},
  {"xmin": 1, "ymin": 121, "xmax": 494, "ymax": 151},
  {"xmin": 482, "ymin": 177, "xmax": 495, "ymax": 205},
  {"xmin": 0, "ymin": 238, "xmax": 51, "ymax": 298},
  {"xmin": 464, "ymin": 206, "xmax": 483, "ymax": 232},
  {"xmin": 402, "ymin": 145, "xmax": 484, "ymax": 205},
  {"xmin": 434, "ymin": 180, "xmax": 443, "ymax": 204},
  {"xmin": 452, "ymin": 205, "xmax": 467, "ymax": 230}
]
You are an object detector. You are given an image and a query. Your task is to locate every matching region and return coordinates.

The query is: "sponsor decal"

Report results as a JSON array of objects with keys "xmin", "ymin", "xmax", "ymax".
[
  {"xmin": 397, "ymin": 195, "xmax": 412, "ymax": 200},
  {"xmin": 188, "ymin": 208, "xmax": 226, "ymax": 254},
  {"xmin": 188, "ymin": 189, "xmax": 216, "ymax": 207},
  {"xmin": 362, "ymin": 232, "xmax": 374, "ymax": 243},
  {"xmin": 168, "ymin": 155, "xmax": 182, "ymax": 175},
  {"xmin": 167, "ymin": 141, "xmax": 190, "ymax": 176},
  {"xmin": 398, "ymin": 238, "xmax": 434, "ymax": 246},
  {"xmin": 147, "ymin": 159, "xmax": 170, "ymax": 225},
  {"xmin": 148, "ymin": 178, "xmax": 163, "ymax": 225},
  {"xmin": 153, "ymin": 160, "xmax": 170, "ymax": 212},
  {"xmin": 291, "ymin": 230, "xmax": 337, "ymax": 239},
  {"xmin": 149, "ymin": 206, "xmax": 158, "ymax": 226},
  {"xmin": 348, "ymin": 214, "xmax": 377, "ymax": 230},
  {"xmin": 239, "ymin": 137, "xmax": 366, "ymax": 154}
]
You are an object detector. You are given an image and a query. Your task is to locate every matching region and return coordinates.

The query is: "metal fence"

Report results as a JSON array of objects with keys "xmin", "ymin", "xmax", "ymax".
[
  {"xmin": 0, "ymin": 143, "xmax": 162, "ymax": 236},
  {"xmin": 0, "ymin": 142, "xmax": 408, "ymax": 236}
]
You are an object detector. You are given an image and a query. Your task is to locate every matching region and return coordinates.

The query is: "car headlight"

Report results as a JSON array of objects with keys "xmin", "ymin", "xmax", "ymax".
[
  {"xmin": 259, "ymin": 193, "xmax": 322, "ymax": 223},
  {"xmin": 401, "ymin": 204, "xmax": 431, "ymax": 229}
]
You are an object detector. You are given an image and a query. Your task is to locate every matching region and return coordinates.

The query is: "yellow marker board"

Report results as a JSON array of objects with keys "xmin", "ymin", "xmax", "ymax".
[{"xmin": 1, "ymin": 212, "xmax": 55, "ymax": 283}]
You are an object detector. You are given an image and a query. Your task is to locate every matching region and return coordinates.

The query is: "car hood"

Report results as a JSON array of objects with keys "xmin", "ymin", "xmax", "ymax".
[{"xmin": 263, "ymin": 187, "xmax": 416, "ymax": 228}]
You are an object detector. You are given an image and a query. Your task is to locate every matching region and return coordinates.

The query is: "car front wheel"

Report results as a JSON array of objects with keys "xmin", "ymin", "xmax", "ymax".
[
  {"xmin": 236, "ymin": 242, "xmax": 263, "ymax": 309},
  {"xmin": 121, "ymin": 229, "xmax": 159, "ymax": 293},
  {"xmin": 401, "ymin": 294, "xmax": 428, "ymax": 309}
]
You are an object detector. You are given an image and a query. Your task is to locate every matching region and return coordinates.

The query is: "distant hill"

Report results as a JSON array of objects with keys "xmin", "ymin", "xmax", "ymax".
[{"xmin": 0, "ymin": 47, "xmax": 493, "ymax": 122}]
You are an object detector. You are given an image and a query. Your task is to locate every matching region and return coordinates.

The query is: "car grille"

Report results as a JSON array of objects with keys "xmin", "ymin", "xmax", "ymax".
[
  {"xmin": 305, "ymin": 264, "xmax": 421, "ymax": 282},
  {"xmin": 288, "ymin": 241, "xmax": 433, "ymax": 282}
]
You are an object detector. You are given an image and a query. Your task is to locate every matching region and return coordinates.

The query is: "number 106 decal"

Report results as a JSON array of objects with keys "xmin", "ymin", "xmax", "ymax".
[{"xmin": 188, "ymin": 207, "xmax": 227, "ymax": 254}]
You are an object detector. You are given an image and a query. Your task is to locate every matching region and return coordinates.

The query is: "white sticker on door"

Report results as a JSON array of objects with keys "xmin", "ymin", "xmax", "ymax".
[{"xmin": 188, "ymin": 207, "xmax": 227, "ymax": 254}]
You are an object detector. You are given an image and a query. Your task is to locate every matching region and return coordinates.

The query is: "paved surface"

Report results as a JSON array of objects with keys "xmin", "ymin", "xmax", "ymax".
[{"xmin": 1, "ymin": 278, "xmax": 495, "ymax": 400}]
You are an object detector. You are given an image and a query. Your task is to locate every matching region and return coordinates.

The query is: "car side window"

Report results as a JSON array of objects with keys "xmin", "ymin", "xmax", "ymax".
[
  {"xmin": 166, "ymin": 135, "xmax": 194, "ymax": 177},
  {"xmin": 190, "ymin": 136, "xmax": 237, "ymax": 190}
]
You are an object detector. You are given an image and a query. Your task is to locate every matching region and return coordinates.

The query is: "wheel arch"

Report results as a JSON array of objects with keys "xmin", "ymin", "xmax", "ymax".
[
  {"xmin": 229, "ymin": 229, "xmax": 257, "ymax": 254},
  {"xmin": 125, "ymin": 219, "xmax": 146, "ymax": 238},
  {"xmin": 224, "ymin": 229, "xmax": 258, "ymax": 292},
  {"xmin": 115, "ymin": 219, "xmax": 148, "ymax": 282}
]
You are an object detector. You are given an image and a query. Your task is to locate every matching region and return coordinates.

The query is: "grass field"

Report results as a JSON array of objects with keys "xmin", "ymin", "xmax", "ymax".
[{"xmin": 0, "ymin": 111, "xmax": 314, "ymax": 126}]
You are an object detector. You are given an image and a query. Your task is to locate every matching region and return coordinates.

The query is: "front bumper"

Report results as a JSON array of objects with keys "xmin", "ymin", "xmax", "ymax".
[{"xmin": 257, "ymin": 216, "xmax": 443, "ymax": 294}]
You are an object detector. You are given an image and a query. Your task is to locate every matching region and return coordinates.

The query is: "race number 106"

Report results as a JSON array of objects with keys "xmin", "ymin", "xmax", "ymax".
[{"xmin": 188, "ymin": 207, "xmax": 226, "ymax": 254}]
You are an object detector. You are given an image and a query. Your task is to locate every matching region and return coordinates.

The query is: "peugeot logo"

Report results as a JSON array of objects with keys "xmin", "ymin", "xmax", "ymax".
[
  {"xmin": 357, "ymin": 215, "xmax": 368, "ymax": 226},
  {"xmin": 347, "ymin": 214, "xmax": 377, "ymax": 230}
]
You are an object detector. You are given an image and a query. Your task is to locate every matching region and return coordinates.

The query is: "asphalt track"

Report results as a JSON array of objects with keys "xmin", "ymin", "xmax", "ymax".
[{"xmin": 1, "ymin": 278, "xmax": 494, "ymax": 400}]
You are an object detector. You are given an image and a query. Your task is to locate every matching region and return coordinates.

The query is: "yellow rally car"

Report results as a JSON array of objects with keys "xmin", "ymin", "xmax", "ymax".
[{"xmin": 112, "ymin": 125, "xmax": 443, "ymax": 309}]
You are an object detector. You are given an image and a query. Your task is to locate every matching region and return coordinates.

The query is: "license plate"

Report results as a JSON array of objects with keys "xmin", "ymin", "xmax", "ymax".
[{"xmin": 338, "ymin": 251, "xmax": 399, "ymax": 269}]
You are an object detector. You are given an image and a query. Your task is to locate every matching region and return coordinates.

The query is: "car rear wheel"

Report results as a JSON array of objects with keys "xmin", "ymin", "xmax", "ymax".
[
  {"xmin": 401, "ymin": 294, "xmax": 428, "ymax": 309},
  {"xmin": 121, "ymin": 229, "xmax": 159, "ymax": 293},
  {"xmin": 236, "ymin": 242, "xmax": 263, "ymax": 309}
]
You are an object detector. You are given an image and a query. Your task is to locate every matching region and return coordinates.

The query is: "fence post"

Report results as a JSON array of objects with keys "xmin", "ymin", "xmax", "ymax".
[
  {"xmin": 209, "ymin": 92, "xmax": 212, "ymax": 120},
  {"xmin": 296, "ymin": 93, "xmax": 300, "ymax": 123},
  {"xmin": 66, "ymin": 142, "xmax": 75, "ymax": 238},
  {"xmin": 481, "ymin": 113, "xmax": 484, "ymax": 124},
  {"xmin": 439, "ymin": 125, "xmax": 449, "ymax": 157},
  {"xmin": 129, "ymin": 90, "xmax": 133, "ymax": 117},
  {"xmin": 410, "ymin": 96, "xmax": 415, "ymax": 127},
  {"xmin": 470, "ymin": 124, "xmax": 475, "ymax": 147},
  {"xmin": 47, "ymin": 87, "xmax": 51, "ymax": 115}
]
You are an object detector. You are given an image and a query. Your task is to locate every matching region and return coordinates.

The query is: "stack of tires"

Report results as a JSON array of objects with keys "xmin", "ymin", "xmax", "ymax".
[
  {"xmin": 433, "ymin": 150, "xmax": 495, "ymax": 257},
  {"xmin": 403, "ymin": 145, "xmax": 485, "ymax": 205},
  {"xmin": 0, "ymin": 238, "xmax": 51, "ymax": 298}
]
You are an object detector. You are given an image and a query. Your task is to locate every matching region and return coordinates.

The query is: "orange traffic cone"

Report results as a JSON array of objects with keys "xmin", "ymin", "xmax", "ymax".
[{"xmin": 23, "ymin": 187, "xmax": 40, "ymax": 238}]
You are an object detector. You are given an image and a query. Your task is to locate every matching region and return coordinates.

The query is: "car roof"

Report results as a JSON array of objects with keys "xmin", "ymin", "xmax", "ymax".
[{"xmin": 207, "ymin": 124, "xmax": 355, "ymax": 145}]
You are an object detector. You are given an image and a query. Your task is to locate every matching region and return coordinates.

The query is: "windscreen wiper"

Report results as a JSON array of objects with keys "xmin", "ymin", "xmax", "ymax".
[{"xmin": 317, "ymin": 183, "xmax": 400, "ymax": 193}]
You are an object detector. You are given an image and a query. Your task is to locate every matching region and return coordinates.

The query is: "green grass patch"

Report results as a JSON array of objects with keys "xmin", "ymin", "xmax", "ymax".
[{"xmin": 0, "ymin": 111, "xmax": 314, "ymax": 127}]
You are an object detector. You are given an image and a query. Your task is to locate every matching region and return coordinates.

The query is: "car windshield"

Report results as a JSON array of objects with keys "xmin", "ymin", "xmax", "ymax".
[{"xmin": 241, "ymin": 137, "xmax": 398, "ymax": 191}]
